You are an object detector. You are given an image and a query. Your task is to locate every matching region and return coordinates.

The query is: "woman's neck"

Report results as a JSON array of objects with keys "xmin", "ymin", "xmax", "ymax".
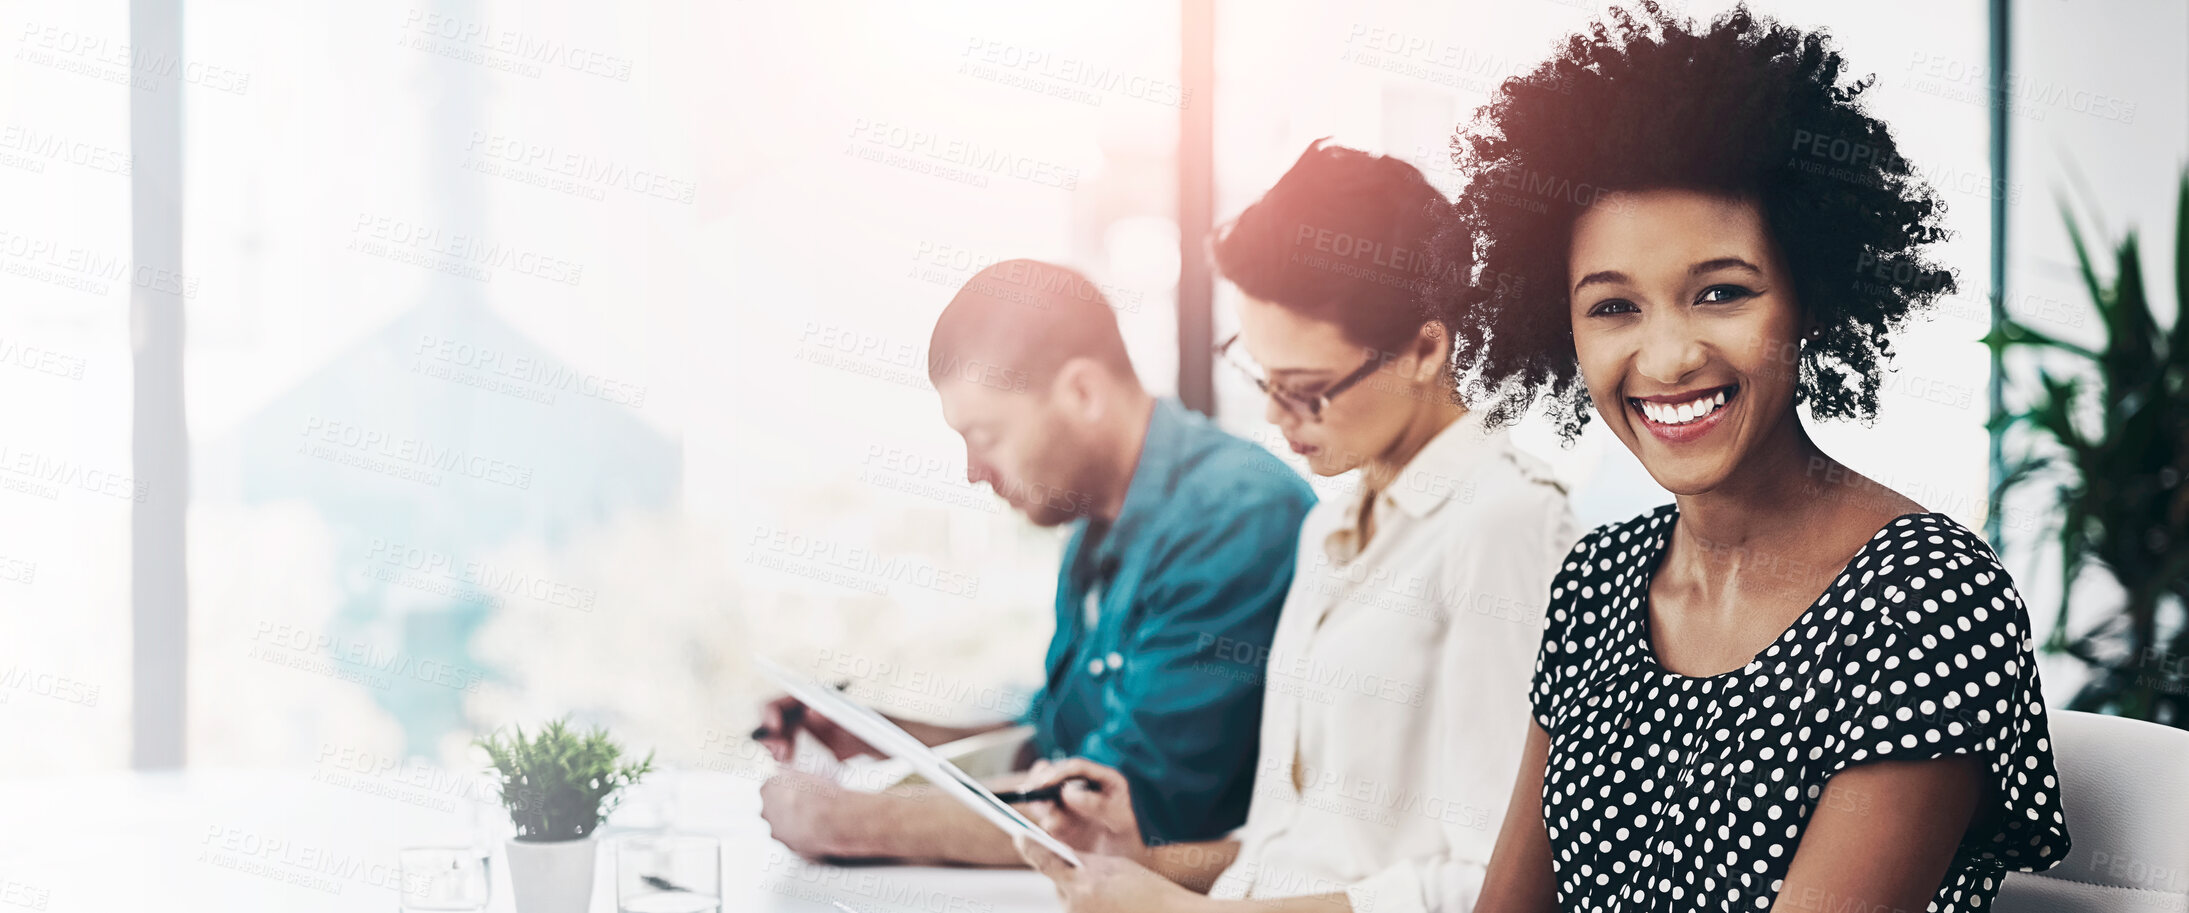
[
  {"xmin": 1668, "ymin": 415, "xmax": 1836, "ymax": 553},
  {"xmin": 1359, "ymin": 399, "xmax": 1468, "ymax": 502}
]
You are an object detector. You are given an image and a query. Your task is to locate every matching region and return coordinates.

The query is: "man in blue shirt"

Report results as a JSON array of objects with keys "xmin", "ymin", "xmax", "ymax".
[{"xmin": 758, "ymin": 258, "xmax": 1313, "ymax": 864}]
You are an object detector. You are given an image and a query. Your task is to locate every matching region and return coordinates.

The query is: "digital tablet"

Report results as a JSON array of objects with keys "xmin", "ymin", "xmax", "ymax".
[{"xmin": 755, "ymin": 655, "xmax": 1084, "ymax": 867}]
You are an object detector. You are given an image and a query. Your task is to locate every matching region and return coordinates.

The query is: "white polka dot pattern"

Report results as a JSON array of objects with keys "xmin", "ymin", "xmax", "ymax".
[{"xmin": 1527, "ymin": 506, "xmax": 2071, "ymax": 912}]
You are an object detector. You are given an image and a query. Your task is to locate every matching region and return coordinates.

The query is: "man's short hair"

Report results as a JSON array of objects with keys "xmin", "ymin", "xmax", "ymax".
[{"xmin": 927, "ymin": 259, "xmax": 1138, "ymax": 388}]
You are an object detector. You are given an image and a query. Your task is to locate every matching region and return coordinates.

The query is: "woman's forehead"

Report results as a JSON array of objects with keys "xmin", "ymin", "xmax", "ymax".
[
  {"xmin": 1568, "ymin": 190, "xmax": 1777, "ymax": 281},
  {"xmin": 1236, "ymin": 295, "xmax": 1365, "ymax": 371}
]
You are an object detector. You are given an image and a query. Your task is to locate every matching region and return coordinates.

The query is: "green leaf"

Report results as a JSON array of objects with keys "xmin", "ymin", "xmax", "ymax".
[
  {"xmin": 2061, "ymin": 199, "xmax": 2113, "ymax": 327},
  {"xmin": 2175, "ymin": 171, "xmax": 2189, "ymax": 359},
  {"xmin": 1984, "ymin": 317, "xmax": 2099, "ymax": 361}
]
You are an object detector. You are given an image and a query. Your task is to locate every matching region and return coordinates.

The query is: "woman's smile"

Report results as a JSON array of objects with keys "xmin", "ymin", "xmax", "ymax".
[{"xmin": 1629, "ymin": 383, "xmax": 1739, "ymax": 444}]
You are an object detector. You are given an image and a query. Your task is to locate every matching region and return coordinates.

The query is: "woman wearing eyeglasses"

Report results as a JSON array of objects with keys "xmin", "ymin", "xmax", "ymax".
[{"xmin": 1011, "ymin": 140, "xmax": 1581, "ymax": 913}]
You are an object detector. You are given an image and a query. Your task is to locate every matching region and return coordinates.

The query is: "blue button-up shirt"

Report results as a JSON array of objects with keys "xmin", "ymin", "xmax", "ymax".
[{"xmin": 1027, "ymin": 398, "xmax": 1314, "ymax": 844}]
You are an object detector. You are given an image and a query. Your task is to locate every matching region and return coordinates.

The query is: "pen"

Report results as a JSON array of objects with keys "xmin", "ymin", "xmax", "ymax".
[
  {"xmin": 640, "ymin": 875, "xmax": 691, "ymax": 893},
  {"xmin": 750, "ymin": 702, "xmax": 806, "ymax": 742},
  {"xmin": 992, "ymin": 775, "xmax": 1102, "ymax": 804},
  {"xmin": 751, "ymin": 679, "xmax": 851, "ymax": 741}
]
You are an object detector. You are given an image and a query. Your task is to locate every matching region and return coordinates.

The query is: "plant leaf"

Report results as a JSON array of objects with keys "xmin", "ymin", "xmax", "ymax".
[{"xmin": 1984, "ymin": 317, "xmax": 2099, "ymax": 361}]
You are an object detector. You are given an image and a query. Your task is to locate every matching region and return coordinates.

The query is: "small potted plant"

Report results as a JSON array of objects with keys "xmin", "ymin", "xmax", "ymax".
[{"xmin": 477, "ymin": 718, "xmax": 655, "ymax": 913}]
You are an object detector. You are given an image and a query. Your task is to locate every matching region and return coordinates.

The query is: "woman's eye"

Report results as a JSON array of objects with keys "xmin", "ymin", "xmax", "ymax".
[
  {"xmin": 1586, "ymin": 298, "xmax": 1638, "ymax": 317},
  {"xmin": 1699, "ymin": 284, "xmax": 1756, "ymax": 304}
]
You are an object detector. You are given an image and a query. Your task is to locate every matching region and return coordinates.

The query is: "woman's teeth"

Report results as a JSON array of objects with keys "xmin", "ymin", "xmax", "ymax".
[{"xmin": 1637, "ymin": 389, "xmax": 1729, "ymax": 425}]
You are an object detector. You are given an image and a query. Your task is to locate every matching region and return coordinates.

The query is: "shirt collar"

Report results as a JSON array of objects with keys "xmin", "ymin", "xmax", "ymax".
[
  {"xmin": 1318, "ymin": 409, "xmax": 1502, "ymax": 566},
  {"xmin": 1088, "ymin": 397, "xmax": 1187, "ymax": 565}
]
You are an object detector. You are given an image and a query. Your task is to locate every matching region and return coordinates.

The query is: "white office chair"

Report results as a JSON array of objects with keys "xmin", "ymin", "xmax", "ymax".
[{"xmin": 1995, "ymin": 709, "xmax": 2189, "ymax": 913}]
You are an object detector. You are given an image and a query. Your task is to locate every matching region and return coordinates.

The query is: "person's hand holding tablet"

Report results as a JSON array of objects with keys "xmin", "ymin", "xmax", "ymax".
[{"xmin": 1015, "ymin": 833, "xmax": 1198, "ymax": 913}]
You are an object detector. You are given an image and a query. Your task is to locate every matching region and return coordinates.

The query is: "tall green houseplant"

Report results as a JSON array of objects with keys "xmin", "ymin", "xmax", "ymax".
[{"xmin": 1989, "ymin": 171, "xmax": 2189, "ymax": 728}]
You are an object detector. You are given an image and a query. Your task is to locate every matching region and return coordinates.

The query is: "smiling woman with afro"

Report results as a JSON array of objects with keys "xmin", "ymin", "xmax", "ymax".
[
  {"xmin": 1434, "ymin": 0, "xmax": 1957, "ymax": 440},
  {"xmin": 1444, "ymin": 5, "xmax": 2071, "ymax": 913}
]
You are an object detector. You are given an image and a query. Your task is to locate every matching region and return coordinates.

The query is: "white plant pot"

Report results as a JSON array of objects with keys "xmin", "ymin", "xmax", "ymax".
[{"xmin": 505, "ymin": 835, "xmax": 597, "ymax": 913}]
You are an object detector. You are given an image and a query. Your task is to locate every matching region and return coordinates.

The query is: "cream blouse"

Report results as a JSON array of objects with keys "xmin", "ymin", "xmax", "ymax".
[{"xmin": 1209, "ymin": 410, "xmax": 1579, "ymax": 913}]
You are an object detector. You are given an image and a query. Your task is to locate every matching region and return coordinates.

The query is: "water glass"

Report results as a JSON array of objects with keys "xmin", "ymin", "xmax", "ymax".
[
  {"xmin": 616, "ymin": 834, "xmax": 721, "ymax": 913},
  {"xmin": 397, "ymin": 845, "xmax": 491, "ymax": 912}
]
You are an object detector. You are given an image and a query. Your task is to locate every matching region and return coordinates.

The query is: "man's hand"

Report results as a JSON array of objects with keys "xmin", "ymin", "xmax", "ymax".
[
  {"xmin": 1017, "ymin": 836, "xmax": 1210, "ymax": 913},
  {"xmin": 755, "ymin": 693, "xmax": 877, "ymax": 763},
  {"xmin": 758, "ymin": 769, "xmax": 872, "ymax": 859},
  {"xmin": 1017, "ymin": 758, "xmax": 1149, "ymax": 863}
]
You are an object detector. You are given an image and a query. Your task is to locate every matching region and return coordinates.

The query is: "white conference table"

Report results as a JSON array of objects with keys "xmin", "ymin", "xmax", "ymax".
[{"xmin": 0, "ymin": 767, "xmax": 1063, "ymax": 912}]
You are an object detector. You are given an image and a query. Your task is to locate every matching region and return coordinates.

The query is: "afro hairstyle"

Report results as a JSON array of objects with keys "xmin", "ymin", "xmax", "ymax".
[{"xmin": 1433, "ymin": 1, "xmax": 1957, "ymax": 441}]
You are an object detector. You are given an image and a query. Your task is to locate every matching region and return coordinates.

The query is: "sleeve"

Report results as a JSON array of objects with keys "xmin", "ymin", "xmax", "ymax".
[
  {"xmin": 1527, "ymin": 529, "xmax": 1599, "ymax": 733},
  {"xmin": 1345, "ymin": 491, "xmax": 1580, "ymax": 913},
  {"xmin": 1819, "ymin": 530, "xmax": 2072, "ymax": 872},
  {"xmin": 1072, "ymin": 489, "xmax": 1310, "ymax": 845}
]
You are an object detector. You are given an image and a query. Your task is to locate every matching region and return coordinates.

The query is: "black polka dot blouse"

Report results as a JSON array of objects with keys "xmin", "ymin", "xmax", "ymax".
[{"xmin": 1529, "ymin": 506, "xmax": 2071, "ymax": 912}]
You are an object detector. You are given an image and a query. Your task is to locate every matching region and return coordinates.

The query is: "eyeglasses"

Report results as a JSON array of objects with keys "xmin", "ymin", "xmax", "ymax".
[{"xmin": 1213, "ymin": 333, "xmax": 1384, "ymax": 422}]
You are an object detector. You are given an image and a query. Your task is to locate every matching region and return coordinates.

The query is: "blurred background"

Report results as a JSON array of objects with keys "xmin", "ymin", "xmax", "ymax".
[{"xmin": 1, "ymin": 0, "xmax": 2182, "ymax": 788}]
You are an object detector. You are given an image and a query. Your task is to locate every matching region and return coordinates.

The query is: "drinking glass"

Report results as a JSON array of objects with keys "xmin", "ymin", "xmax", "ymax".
[
  {"xmin": 616, "ymin": 834, "xmax": 721, "ymax": 913},
  {"xmin": 397, "ymin": 845, "xmax": 491, "ymax": 913}
]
